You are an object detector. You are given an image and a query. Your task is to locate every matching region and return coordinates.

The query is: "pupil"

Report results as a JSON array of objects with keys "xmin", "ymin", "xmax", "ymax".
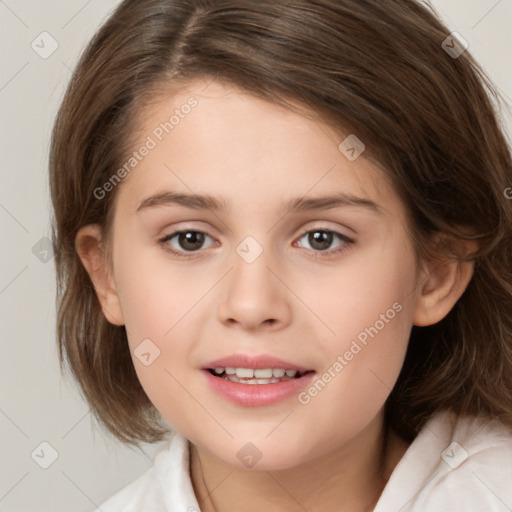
[
  {"xmin": 309, "ymin": 231, "xmax": 332, "ymax": 251},
  {"xmin": 179, "ymin": 232, "xmax": 204, "ymax": 251}
]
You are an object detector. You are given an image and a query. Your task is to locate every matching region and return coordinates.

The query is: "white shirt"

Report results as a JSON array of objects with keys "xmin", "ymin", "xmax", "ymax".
[{"xmin": 97, "ymin": 411, "xmax": 512, "ymax": 511}]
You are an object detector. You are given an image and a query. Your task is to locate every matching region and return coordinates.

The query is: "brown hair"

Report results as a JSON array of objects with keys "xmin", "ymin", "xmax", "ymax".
[{"xmin": 49, "ymin": 0, "xmax": 512, "ymax": 446}]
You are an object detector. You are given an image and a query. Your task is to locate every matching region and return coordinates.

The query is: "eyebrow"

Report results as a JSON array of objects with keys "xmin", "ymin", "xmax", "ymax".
[{"xmin": 136, "ymin": 190, "xmax": 383, "ymax": 215}]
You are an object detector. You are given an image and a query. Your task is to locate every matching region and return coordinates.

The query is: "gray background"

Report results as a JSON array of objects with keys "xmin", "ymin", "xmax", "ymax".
[{"xmin": 1, "ymin": 1, "xmax": 511, "ymax": 511}]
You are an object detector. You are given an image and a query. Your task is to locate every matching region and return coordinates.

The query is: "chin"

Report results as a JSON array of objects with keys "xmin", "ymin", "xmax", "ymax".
[{"xmin": 205, "ymin": 437, "xmax": 312, "ymax": 472}]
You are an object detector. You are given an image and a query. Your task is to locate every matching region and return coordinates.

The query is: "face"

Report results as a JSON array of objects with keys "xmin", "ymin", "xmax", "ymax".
[{"xmin": 102, "ymin": 78, "xmax": 423, "ymax": 470}]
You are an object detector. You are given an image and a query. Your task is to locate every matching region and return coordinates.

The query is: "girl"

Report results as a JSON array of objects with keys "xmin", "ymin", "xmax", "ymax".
[{"xmin": 49, "ymin": 0, "xmax": 512, "ymax": 510}]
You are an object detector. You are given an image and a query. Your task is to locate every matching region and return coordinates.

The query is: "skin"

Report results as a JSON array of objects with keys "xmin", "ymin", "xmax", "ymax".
[{"xmin": 76, "ymin": 77, "xmax": 476, "ymax": 512}]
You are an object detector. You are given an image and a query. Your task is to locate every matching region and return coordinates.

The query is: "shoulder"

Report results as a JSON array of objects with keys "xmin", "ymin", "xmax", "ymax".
[
  {"xmin": 96, "ymin": 465, "xmax": 159, "ymax": 512},
  {"xmin": 421, "ymin": 412, "xmax": 512, "ymax": 511},
  {"xmin": 95, "ymin": 431, "xmax": 199, "ymax": 512},
  {"xmin": 375, "ymin": 411, "xmax": 512, "ymax": 512}
]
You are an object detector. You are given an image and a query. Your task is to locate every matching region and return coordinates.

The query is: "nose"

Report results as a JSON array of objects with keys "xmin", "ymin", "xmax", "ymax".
[{"xmin": 217, "ymin": 248, "xmax": 292, "ymax": 331}]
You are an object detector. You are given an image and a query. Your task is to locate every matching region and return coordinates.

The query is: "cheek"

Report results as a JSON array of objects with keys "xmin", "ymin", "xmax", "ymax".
[
  {"xmin": 298, "ymin": 235, "xmax": 416, "ymax": 353},
  {"xmin": 111, "ymin": 246, "xmax": 212, "ymax": 416},
  {"xmin": 114, "ymin": 245, "xmax": 208, "ymax": 342},
  {"xmin": 291, "ymin": 289, "xmax": 413, "ymax": 460},
  {"xmin": 300, "ymin": 238, "xmax": 416, "ymax": 408}
]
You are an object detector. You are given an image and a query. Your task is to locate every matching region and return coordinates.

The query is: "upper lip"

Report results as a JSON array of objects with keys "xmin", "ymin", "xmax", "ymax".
[{"xmin": 203, "ymin": 354, "xmax": 313, "ymax": 372}]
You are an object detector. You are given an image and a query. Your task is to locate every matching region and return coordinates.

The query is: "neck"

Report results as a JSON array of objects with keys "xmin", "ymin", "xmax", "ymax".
[{"xmin": 189, "ymin": 413, "xmax": 409, "ymax": 512}]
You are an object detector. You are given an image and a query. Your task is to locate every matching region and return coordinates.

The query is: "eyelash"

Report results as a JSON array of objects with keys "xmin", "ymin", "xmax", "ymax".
[{"xmin": 158, "ymin": 228, "xmax": 355, "ymax": 260}]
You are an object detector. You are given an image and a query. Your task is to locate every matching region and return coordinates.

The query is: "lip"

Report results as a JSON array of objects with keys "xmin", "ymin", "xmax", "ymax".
[
  {"xmin": 203, "ymin": 354, "xmax": 312, "ymax": 372},
  {"xmin": 202, "ymin": 369, "xmax": 316, "ymax": 407}
]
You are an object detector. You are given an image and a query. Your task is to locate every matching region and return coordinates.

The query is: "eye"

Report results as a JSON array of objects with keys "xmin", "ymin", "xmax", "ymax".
[
  {"xmin": 158, "ymin": 227, "xmax": 354, "ymax": 259},
  {"xmin": 159, "ymin": 230, "xmax": 216, "ymax": 256},
  {"xmin": 296, "ymin": 229, "xmax": 354, "ymax": 256}
]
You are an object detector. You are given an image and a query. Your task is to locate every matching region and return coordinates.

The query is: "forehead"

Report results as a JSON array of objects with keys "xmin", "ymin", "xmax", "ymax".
[{"xmin": 115, "ymin": 78, "xmax": 402, "ymax": 220}]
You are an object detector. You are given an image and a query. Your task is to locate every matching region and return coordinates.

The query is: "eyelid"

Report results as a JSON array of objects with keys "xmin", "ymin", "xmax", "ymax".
[
  {"xmin": 296, "ymin": 223, "xmax": 353, "ymax": 238},
  {"xmin": 294, "ymin": 227, "xmax": 355, "ymax": 256},
  {"xmin": 158, "ymin": 224, "xmax": 355, "ymax": 260},
  {"xmin": 295, "ymin": 220, "xmax": 356, "ymax": 243},
  {"xmin": 159, "ymin": 229, "xmax": 215, "ymax": 243}
]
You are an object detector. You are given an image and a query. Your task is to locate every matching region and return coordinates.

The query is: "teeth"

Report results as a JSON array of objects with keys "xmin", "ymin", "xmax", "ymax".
[
  {"xmin": 254, "ymin": 369, "xmax": 273, "ymax": 378},
  {"xmin": 225, "ymin": 375, "xmax": 284, "ymax": 384},
  {"xmin": 235, "ymin": 368, "xmax": 254, "ymax": 378},
  {"xmin": 210, "ymin": 367, "xmax": 304, "ymax": 380}
]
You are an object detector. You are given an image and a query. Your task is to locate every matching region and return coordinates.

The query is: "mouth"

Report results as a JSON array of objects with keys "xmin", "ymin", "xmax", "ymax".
[
  {"xmin": 202, "ymin": 356, "xmax": 317, "ymax": 406},
  {"xmin": 206, "ymin": 367, "xmax": 315, "ymax": 385}
]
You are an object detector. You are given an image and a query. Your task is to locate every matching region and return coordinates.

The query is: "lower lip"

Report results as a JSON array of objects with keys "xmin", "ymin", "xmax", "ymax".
[{"xmin": 202, "ymin": 370, "xmax": 316, "ymax": 407}]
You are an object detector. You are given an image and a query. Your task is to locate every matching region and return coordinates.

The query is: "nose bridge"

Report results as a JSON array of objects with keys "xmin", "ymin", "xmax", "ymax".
[
  {"xmin": 217, "ymin": 236, "xmax": 290, "ymax": 329},
  {"xmin": 230, "ymin": 236, "xmax": 277, "ymax": 301},
  {"xmin": 232, "ymin": 245, "xmax": 272, "ymax": 292}
]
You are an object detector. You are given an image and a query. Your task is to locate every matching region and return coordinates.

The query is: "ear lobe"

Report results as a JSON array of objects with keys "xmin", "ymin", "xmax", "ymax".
[
  {"xmin": 75, "ymin": 224, "xmax": 125, "ymax": 326},
  {"xmin": 412, "ymin": 253, "xmax": 475, "ymax": 327}
]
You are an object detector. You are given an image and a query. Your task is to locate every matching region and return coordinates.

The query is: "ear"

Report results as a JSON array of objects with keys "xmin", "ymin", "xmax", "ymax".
[
  {"xmin": 75, "ymin": 224, "xmax": 125, "ymax": 326},
  {"xmin": 413, "ymin": 239, "xmax": 479, "ymax": 327}
]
